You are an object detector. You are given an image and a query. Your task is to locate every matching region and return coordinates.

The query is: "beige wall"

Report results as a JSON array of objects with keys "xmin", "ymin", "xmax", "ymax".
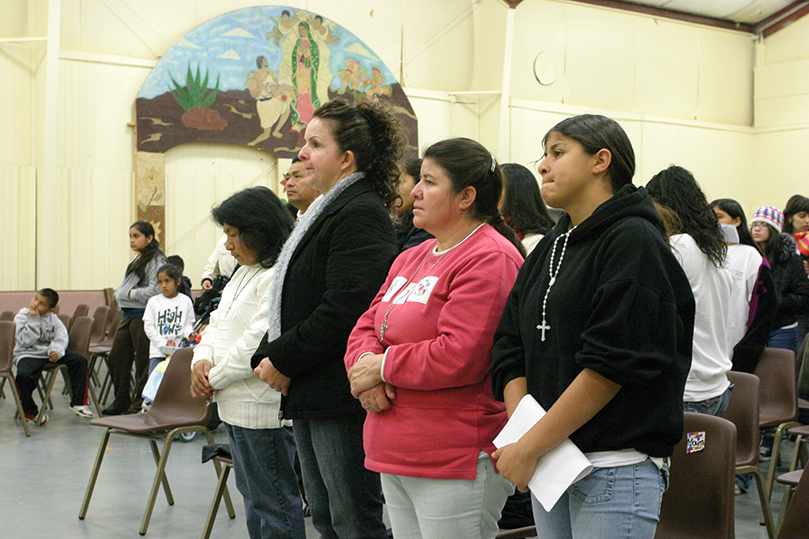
[{"xmin": 2, "ymin": 0, "xmax": 805, "ymax": 290}]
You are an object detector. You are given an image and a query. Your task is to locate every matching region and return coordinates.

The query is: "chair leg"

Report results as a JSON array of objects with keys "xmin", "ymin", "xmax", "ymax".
[
  {"xmin": 2, "ymin": 373, "xmax": 31, "ymax": 437},
  {"xmin": 36, "ymin": 368, "xmax": 62, "ymax": 425},
  {"xmin": 148, "ymin": 439, "xmax": 175, "ymax": 506},
  {"xmin": 140, "ymin": 433, "xmax": 179, "ymax": 535},
  {"xmin": 0, "ymin": 375, "xmax": 6, "ymax": 398},
  {"xmin": 751, "ymin": 467, "xmax": 776, "ymax": 539},
  {"xmin": 79, "ymin": 428, "xmax": 112, "ymax": 519},
  {"xmin": 765, "ymin": 422, "xmax": 801, "ymax": 501},
  {"xmin": 203, "ymin": 428, "xmax": 235, "ymax": 519},
  {"xmin": 201, "ymin": 462, "xmax": 233, "ymax": 539},
  {"xmin": 776, "ymin": 485, "xmax": 797, "ymax": 536}
]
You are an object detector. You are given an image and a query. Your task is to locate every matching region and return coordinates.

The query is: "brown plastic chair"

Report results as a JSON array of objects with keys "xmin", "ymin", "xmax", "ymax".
[
  {"xmin": 775, "ymin": 467, "xmax": 803, "ymax": 532},
  {"xmin": 776, "ymin": 461, "xmax": 809, "ymax": 539},
  {"xmin": 88, "ymin": 309, "xmax": 121, "ymax": 404},
  {"xmin": 0, "ymin": 320, "xmax": 30, "ymax": 436},
  {"xmin": 78, "ymin": 347, "xmax": 234, "ymax": 536},
  {"xmin": 70, "ymin": 303, "xmax": 89, "ymax": 329},
  {"xmin": 57, "ymin": 313, "xmax": 71, "ymax": 332},
  {"xmin": 37, "ymin": 316, "xmax": 94, "ymax": 424},
  {"xmin": 86, "ymin": 306, "xmax": 110, "ymax": 387},
  {"xmin": 721, "ymin": 371, "xmax": 776, "ymax": 538},
  {"xmin": 654, "ymin": 412, "xmax": 736, "ymax": 539},
  {"xmin": 0, "ymin": 311, "xmax": 13, "ymax": 321},
  {"xmin": 754, "ymin": 347, "xmax": 802, "ymax": 502},
  {"xmin": 201, "ymin": 454, "xmax": 236, "ymax": 539}
]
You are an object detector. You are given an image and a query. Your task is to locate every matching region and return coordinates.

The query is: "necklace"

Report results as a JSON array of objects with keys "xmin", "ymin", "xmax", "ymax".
[
  {"xmin": 537, "ymin": 226, "xmax": 577, "ymax": 342},
  {"xmin": 225, "ymin": 266, "xmax": 261, "ymax": 317},
  {"xmin": 379, "ymin": 222, "xmax": 484, "ymax": 341}
]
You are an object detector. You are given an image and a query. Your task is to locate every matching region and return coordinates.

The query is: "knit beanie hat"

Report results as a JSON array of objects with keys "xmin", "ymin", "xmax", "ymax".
[{"xmin": 751, "ymin": 206, "xmax": 784, "ymax": 234}]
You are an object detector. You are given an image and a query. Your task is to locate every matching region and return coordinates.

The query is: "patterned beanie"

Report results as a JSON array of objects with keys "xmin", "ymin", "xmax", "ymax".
[{"xmin": 751, "ymin": 206, "xmax": 784, "ymax": 234}]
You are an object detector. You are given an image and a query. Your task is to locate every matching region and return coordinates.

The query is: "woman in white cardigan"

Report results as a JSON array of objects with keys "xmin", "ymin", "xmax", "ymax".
[{"xmin": 190, "ymin": 186, "xmax": 303, "ymax": 539}]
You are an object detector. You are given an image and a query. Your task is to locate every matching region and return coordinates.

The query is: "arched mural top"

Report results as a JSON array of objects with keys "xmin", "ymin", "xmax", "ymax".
[{"xmin": 136, "ymin": 5, "xmax": 417, "ymax": 158}]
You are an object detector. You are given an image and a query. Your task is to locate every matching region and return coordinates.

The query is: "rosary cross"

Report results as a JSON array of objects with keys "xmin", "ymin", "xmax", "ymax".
[{"xmin": 536, "ymin": 321, "xmax": 550, "ymax": 341}]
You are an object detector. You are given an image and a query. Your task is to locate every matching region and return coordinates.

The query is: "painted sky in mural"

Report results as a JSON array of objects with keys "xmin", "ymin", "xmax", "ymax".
[{"xmin": 136, "ymin": 5, "xmax": 417, "ymax": 159}]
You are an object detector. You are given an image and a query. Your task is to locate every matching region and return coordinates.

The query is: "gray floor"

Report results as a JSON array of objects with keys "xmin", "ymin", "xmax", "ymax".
[{"xmin": 0, "ymin": 377, "xmax": 796, "ymax": 539}]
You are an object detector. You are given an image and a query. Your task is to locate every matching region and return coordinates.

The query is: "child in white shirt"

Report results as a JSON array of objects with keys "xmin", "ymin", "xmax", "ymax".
[{"xmin": 143, "ymin": 264, "xmax": 196, "ymax": 374}]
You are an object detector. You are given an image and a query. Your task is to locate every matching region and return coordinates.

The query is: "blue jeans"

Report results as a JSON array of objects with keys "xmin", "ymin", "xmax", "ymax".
[
  {"xmin": 225, "ymin": 424, "xmax": 305, "ymax": 539},
  {"xmin": 683, "ymin": 385, "xmax": 732, "ymax": 416},
  {"xmin": 293, "ymin": 416, "xmax": 387, "ymax": 539},
  {"xmin": 768, "ymin": 327, "xmax": 799, "ymax": 354},
  {"xmin": 532, "ymin": 459, "xmax": 668, "ymax": 539}
]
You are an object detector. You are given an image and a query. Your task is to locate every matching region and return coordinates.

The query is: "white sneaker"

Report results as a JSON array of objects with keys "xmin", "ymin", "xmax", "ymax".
[{"xmin": 69, "ymin": 405, "xmax": 93, "ymax": 418}]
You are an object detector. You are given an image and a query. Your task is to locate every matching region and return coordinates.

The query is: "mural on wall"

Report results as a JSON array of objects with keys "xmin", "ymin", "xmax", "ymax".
[{"xmin": 135, "ymin": 6, "xmax": 418, "ymax": 239}]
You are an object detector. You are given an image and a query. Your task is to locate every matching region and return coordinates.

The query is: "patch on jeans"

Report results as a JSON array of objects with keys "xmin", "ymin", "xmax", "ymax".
[{"xmin": 686, "ymin": 431, "xmax": 705, "ymax": 453}]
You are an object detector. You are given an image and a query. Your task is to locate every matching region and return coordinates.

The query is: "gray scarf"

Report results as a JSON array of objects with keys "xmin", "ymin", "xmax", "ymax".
[{"xmin": 266, "ymin": 171, "xmax": 366, "ymax": 341}]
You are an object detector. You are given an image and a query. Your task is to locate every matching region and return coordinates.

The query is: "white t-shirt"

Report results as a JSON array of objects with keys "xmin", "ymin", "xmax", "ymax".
[
  {"xmin": 724, "ymin": 243, "xmax": 763, "ymax": 352},
  {"xmin": 142, "ymin": 293, "xmax": 196, "ymax": 358},
  {"xmin": 670, "ymin": 234, "xmax": 733, "ymax": 401}
]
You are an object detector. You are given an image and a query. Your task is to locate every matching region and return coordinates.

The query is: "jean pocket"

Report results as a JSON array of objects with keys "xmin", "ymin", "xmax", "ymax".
[{"xmin": 570, "ymin": 467, "xmax": 616, "ymax": 504}]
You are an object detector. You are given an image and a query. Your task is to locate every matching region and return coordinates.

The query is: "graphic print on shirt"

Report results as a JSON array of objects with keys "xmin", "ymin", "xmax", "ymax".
[
  {"xmin": 381, "ymin": 276, "xmax": 407, "ymax": 303},
  {"xmin": 406, "ymin": 276, "xmax": 438, "ymax": 304},
  {"xmin": 157, "ymin": 306, "xmax": 185, "ymax": 336}
]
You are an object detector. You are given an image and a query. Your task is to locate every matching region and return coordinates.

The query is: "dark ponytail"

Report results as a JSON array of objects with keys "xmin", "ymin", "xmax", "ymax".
[{"xmin": 423, "ymin": 138, "xmax": 526, "ymax": 258}]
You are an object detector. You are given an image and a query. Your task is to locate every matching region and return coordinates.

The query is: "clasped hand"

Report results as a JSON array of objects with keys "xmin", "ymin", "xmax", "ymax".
[{"xmin": 254, "ymin": 357, "xmax": 291, "ymax": 395}]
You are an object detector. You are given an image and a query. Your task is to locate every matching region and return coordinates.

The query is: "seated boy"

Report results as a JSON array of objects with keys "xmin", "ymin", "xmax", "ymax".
[{"xmin": 14, "ymin": 288, "xmax": 92, "ymax": 425}]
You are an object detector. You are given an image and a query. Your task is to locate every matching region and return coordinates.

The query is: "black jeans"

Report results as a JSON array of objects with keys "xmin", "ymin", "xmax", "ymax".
[{"xmin": 16, "ymin": 351, "xmax": 88, "ymax": 416}]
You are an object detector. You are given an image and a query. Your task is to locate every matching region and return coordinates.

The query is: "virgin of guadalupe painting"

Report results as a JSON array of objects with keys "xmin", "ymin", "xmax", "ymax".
[{"xmin": 136, "ymin": 5, "xmax": 418, "ymax": 159}]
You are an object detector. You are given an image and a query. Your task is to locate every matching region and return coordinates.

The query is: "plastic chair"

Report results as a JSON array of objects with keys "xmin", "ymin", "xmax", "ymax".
[
  {"xmin": 70, "ymin": 303, "xmax": 89, "ymax": 329},
  {"xmin": 0, "ymin": 320, "xmax": 30, "ymax": 436},
  {"xmin": 654, "ymin": 412, "xmax": 736, "ymax": 539},
  {"xmin": 78, "ymin": 347, "xmax": 234, "ymax": 536},
  {"xmin": 721, "ymin": 371, "xmax": 776, "ymax": 538},
  {"xmin": 776, "ymin": 461, "xmax": 809, "ymax": 539},
  {"xmin": 754, "ymin": 347, "xmax": 802, "ymax": 502},
  {"xmin": 775, "ymin": 467, "xmax": 803, "ymax": 532},
  {"xmin": 86, "ymin": 306, "xmax": 110, "ymax": 387},
  {"xmin": 0, "ymin": 310, "xmax": 13, "ymax": 321},
  {"xmin": 37, "ymin": 316, "xmax": 94, "ymax": 424},
  {"xmin": 57, "ymin": 313, "xmax": 71, "ymax": 332}
]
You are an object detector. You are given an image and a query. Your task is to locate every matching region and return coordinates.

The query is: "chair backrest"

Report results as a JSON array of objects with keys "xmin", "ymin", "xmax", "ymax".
[
  {"xmin": 754, "ymin": 347, "xmax": 799, "ymax": 427},
  {"xmin": 0, "ymin": 311, "xmax": 13, "ymax": 321},
  {"xmin": 72, "ymin": 303, "xmax": 89, "ymax": 321},
  {"xmin": 655, "ymin": 412, "xmax": 736, "ymax": 539},
  {"xmin": 720, "ymin": 371, "xmax": 761, "ymax": 467},
  {"xmin": 57, "ymin": 313, "xmax": 71, "ymax": 332},
  {"xmin": 0, "ymin": 320, "xmax": 16, "ymax": 373},
  {"xmin": 89, "ymin": 306, "xmax": 110, "ymax": 343},
  {"xmin": 104, "ymin": 308, "xmax": 121, "ymax": 340},
  {"xmin": 67, "ymin": 316, "xmax": 93, "ymax": 357},
  {"xmin": 147, "ymin": 347, "xmax": 211, "ymax": 427},
  {"xmin": 777, "ymin": 464, "xmax": 809, "ymax": 539}
]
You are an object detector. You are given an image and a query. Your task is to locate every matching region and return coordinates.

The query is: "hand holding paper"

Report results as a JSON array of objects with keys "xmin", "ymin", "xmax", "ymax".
[{"xmin": 493, "ymin": 394, "xmax": 593, "ymax": 511}]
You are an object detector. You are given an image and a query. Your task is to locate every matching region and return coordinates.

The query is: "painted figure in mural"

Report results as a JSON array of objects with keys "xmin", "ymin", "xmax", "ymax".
[
  {"xmin": 246, "ymin": 56, "xmax": 292, "ymax": 145},
  {"xmin": 366, "ymin": 68, "xmax": 392, "ymax": 99},
  {"xmin": 307, "ymin": 15, "xmax": 338, "ymax": 105},
  {"xmin": 340, "ymin": 58, "xmax": 369, "ymax": 93},
  {"xmin": 267, "ymin": 9, "xmax": 298, "ymax": 45},
  {"xmin": 291, "ymin": 22, "xmax": 320, "ymax": 129}
]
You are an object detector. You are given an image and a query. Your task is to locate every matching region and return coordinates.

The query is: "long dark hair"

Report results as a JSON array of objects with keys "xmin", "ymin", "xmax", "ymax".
[
  {"xmin": 755, "ymin": 223, "xmax": 781, "ymax": 263},
  {"xmin": 646, "ymin": 165, "xmax": 727, "ymax": 268},
  {"xmin": 500, "ymin": 163, "xmax": 554, "ymax": 237},
  {"xmin": 783, "ymin": 194, "xmax": 809, "ymax": 234},
  {"xmin": 542, "ymin": 114, "xmax": 635, "ymax": 193},
  {"xmin": 423, "ymin": 138, "xmax": 525, "ymax": 257},
  {"xmin": 126, "ymin": 221, "xmax": 164, "ymax": 285},
  {"xmin": 710, "ymin": 198, "xmax": 760, "ymax": 252},
  {"xmin": 313, "ymin": 100, "xmax": 404, "ymax": 209},
  {"xmin": 211, "ymin": 186, "xmax": 293, "ymax": 268}
]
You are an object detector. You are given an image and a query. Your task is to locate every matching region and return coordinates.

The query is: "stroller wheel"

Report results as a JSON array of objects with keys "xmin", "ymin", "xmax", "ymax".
[{"xmin": 177, "ymin": 431, "xmax": 197, "ymax": 443}]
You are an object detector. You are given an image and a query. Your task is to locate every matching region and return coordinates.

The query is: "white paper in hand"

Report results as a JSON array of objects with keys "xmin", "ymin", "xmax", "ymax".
[{"xmin": 493, "ymin": 394, "xmax": 593, "ymax": 511}]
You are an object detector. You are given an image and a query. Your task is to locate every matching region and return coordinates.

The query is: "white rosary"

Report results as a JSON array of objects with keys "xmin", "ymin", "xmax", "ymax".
[{"xmin": 537, "ymin": 226, "xmax": 577, "ymax": 341}]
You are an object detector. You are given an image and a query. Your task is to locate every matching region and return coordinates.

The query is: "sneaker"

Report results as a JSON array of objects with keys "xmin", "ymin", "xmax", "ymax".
[
  {"xmin": 24, "ymin": 413, "xmax": 48, "ymax": 426},
  {"xmin": 69, "ymin": 405, "xmax": 93, "ymax": 418},
  {"xmin": 735, "ymin": 485, "xmax": 742, "ymax": 495},
  {"xmin": 759, "ymin": 445, "xmax": 772, "ymax": 461}
]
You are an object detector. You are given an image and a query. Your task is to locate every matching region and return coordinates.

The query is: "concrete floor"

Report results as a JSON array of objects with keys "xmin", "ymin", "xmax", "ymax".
[{"xmin": 0, "ymin": 377, "xmax": 797, "ymax": 539}]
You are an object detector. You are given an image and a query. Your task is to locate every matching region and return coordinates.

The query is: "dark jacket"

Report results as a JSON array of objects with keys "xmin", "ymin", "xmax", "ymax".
[
  {"xmin": 492, "ymin": 185, "xmax": 695, "ymax": 457},
  {"xmin": 731, "ymin": 261, "xmax": 777, "ymax": 373},
  {"xmin": 251, "ymin": 177, "xmax": 397, "ymax": 419},
  {"xmin": 768, "ymin": 233, "xmax": 809, "ymax": 330}
]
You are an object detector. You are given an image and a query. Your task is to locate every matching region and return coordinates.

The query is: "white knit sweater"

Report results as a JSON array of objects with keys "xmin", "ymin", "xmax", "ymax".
[{"xmin": 191, "ymin": 264, "xmax": 289, "ymax": 429}]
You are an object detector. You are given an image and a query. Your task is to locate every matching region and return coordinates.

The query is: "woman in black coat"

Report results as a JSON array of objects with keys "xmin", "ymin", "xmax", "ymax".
[{"xmin": 253, "ymin": 100, "xmax": 402, "ymax": 539}]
